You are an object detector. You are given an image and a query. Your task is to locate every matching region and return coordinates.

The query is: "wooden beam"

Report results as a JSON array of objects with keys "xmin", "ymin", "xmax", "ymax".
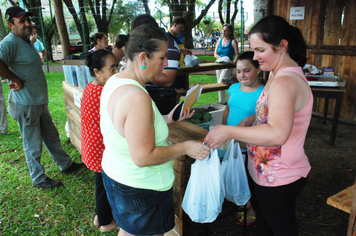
[{"xmin": 307, "ymin": 45, "xmax": 356, "ymax": 56}]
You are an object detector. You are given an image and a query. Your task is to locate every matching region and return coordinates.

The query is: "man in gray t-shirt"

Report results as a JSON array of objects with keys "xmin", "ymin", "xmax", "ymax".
[{"xmin": 0, "ymin": 6, "xmax": 85, "ymax": 188}]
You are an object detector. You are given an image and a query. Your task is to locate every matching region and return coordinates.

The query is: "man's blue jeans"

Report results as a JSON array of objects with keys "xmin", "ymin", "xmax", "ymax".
[{"xmin": 8, "ymin": 102, "xmax": 73, "ymax": 184}]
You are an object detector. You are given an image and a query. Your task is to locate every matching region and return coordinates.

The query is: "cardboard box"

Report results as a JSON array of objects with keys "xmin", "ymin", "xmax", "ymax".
[{"xmin": 323, "ymin": 67, "xmax": 335, "ymax": 76}]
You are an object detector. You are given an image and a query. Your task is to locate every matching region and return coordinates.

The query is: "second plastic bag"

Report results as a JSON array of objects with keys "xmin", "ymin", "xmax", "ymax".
[
  {"xmin": 221, "ymin": 139, "xmax": 251, "ymax": 206},
  {"xmin": 184, "ymin": 55, "xmax": 199, "ymax": 67},
  {"xmin": 182, "ymin": 149, "xmax": 225, "ymax": 223}
]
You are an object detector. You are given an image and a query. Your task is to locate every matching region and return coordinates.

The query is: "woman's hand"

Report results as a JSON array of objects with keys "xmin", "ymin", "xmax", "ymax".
[
  {"xmin": 237, "ymin": 115, "xmax": 255, "ymax": 127},
  {"xmin": 184, "ymin": 140, "xmax": 210, "ymax": 160},
  {"xmin": 178, "ymin": 107, "xmax": 195, "ymax": 121},
  {"xmin": 204, "ymin": 125, "xmax": 229, "ymax": 149},
  {"xmin": 164, "ymin": 103, "xmax": 195, "ymax": 124}
]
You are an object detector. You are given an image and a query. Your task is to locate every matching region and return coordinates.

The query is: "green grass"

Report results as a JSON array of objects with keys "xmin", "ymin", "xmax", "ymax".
[
  {"xmin": 196, "ymin": 55, "xmax": 215, "ymax": 62},
  {"xmin": 0, "ymin": 72, "xmax": 219, "ymax": 235},
  {"xmin": 186, "ymin": 74, "xmax": 220, "ymax": 106},
  {"xmin": 46, "ymin": 61, "xmax": 61, "ymax": 65}
]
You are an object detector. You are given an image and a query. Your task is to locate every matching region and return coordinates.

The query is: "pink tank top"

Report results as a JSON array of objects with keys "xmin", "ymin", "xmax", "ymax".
[{"xmin": 247, "ymin": 67, "xmax": 313, "ymax": 187}]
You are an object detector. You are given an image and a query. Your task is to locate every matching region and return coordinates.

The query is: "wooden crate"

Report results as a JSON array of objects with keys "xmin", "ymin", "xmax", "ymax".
[{"xmin": 62, "ymin": 81, "xmax": 82, "ymax": 153}]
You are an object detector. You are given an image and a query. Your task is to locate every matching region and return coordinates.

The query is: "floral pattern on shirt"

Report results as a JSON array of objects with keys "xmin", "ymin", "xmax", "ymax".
[{"xmin": 247, "ymin": 97, "xmax": 281, "ymax": 185}]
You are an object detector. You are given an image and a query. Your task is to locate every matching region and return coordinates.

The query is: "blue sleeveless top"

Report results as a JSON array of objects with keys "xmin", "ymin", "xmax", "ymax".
[{"xmin": 217, "ymin": 39, "xmax": 235, "ymax": 60}]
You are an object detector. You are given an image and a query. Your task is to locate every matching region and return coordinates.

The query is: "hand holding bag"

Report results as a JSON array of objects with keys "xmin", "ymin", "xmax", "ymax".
[
  {"xmin": 221, "ymin": 140, "xmax": 251, "ymax": 205},
  {"xmin": 182, "ymin": 149, "xmax": 225, "ymax": 223}
]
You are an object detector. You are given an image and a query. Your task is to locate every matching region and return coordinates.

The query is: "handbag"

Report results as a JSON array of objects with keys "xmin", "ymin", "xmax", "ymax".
[
  {"xmin": 182, "ymin": 149, "xmax": 225, "ymax": 223},
  {"xmin": 221, "ymin": 139, "xmax": 251, "ymax": 205}
]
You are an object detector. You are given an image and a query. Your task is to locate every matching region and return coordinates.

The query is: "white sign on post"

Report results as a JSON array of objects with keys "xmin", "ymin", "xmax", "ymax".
[{"xmin": 290, "ymin": 7, "xmax": 305, "ymax": 20}]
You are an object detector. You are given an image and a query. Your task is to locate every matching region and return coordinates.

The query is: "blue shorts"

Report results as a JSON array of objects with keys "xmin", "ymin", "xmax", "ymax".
[{"xmin": 102, "ymin": 170, "xmax": 174, "ymax": 235}]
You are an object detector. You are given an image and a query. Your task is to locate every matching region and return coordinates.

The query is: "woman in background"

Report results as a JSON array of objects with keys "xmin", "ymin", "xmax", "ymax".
[
  {"xmin": 214, "ymin": 24, "xmax": 239, "ymax": 103},
  {"xmin": 81, "ymin": 49, "xmax": 119, "ymax": 232},
  {"xmin": 89, "ymin": 32, "xmax": 109, "ymax": 52}
]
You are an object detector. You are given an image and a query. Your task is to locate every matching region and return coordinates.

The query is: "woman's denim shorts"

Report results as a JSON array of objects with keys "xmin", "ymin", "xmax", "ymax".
[{"xmin": 102, "ymin": 170, "xmax": 174, "ymax": 235}]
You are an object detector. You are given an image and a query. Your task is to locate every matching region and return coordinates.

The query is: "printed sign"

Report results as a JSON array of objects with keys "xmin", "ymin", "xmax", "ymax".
[
  {"xmin": 290, "ymin": 7, "xmax": 305, "ymax": 20},
  {"xmin": 73, "ymin": 88, "xmax": 81, "ymax": 108}
]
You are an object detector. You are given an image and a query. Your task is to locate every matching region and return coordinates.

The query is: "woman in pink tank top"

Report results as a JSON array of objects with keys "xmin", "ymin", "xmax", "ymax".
[{"xmin": 205, "ymin": 15, "xmax": 313, "ymax": 236}]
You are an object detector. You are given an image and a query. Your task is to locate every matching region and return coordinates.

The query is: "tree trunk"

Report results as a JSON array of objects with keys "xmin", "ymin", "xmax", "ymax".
[
  {"xmin": 45, "ymin": 36, "xmax": 54, "ymax": 62},
  {"xmin": 54, "ymin": 0, "xmax": 70, "ymax": 58},
  {"xmin": 254, "ymin": 0, "xmax": 267, "ymax": 23}
]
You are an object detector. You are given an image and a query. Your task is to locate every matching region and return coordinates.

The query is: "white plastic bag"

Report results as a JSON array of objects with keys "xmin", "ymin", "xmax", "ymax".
[
  {"xmin": 221, "ymin": 140, "xmax": 251, "ymax": 205},
  {"xmin": 184, "ymin": 55, "xmax": 199, "ymax": 67},
  {"xmin": 182, "ymin": 149, "xmax": 225, "ymax": 223},
  {"xmin": 216, "ymin": 56, "xmax": 231, "ymax": 63}
]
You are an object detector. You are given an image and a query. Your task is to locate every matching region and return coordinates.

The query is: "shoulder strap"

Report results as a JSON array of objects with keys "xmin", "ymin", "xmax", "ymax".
[{"xmin": 111, "ymin": 87, "xmax": 142, "ymax": 122}]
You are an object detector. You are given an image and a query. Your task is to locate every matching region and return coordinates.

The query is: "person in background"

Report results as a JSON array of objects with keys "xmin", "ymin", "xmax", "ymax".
[
  {"xmin": 132, "ymin": 14, "xmax": 181, "ymax": 115},
  {"xmin": 0, "ymin": 6, "xmax": 85, "ymax": 188},
  {"xmin": 112, "ymin": 34, "xmax": 127, "ymax": 63},
  {"xmin": 194, "ymin": 32, "xmax": 202, "ymax": 48},
  {"xmin": 204, "ymin": 15, "xmax": 313, "ymax": 236},
  {"xmin": 132, "ymin": 15, "xmax": 180, "ymax": 88},
  {"xmin": 112, "ymin": 34, "xmax": 128, "ymax": 72},
  {"xmin": 167, "ymin": 17, "xmax": 192, "ymax": 84},
  {"xmin": 100, "ymin": 24, "xmax": 210, "ymax": 236},
  {"xmin": 214, "ymin": 23, "xmax": 239, "ymax": 103},
  {"xmin": 222, "ymin": 50, "xmax": 263, "ymax": 226},
  {"xmin": 81, "ymin": 49, "xmax": 119, "ymax": 232},
  {"xmin": 89, "ymin": 32, "xmax": 109, "ymax": 52},
  {"xmin": 0, "ymin": 79, "xmax": 8, "ymax": 134},
  {"xmin": 29, "ymin": 23, "xmax": 46, "ymax": 64}
]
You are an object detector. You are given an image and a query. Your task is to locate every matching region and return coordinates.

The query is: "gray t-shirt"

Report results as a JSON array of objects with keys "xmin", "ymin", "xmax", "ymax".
[{"xmin": 0, "ymin": 33, "xmax": 48, "ymax": 105}]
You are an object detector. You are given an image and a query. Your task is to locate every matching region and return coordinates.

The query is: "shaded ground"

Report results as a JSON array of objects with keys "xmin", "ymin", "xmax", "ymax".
[{"xmin": 182, "ymin": 116, "xmax": 356, "ymax": 236}]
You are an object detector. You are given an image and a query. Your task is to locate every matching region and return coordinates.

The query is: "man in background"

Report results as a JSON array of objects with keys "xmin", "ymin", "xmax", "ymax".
[
  {"xmin": 0, "ymin": 79, "xmax": 8, "ymax": 134},
  {"xmin": 167, "ymin": 17, "xmax": 192, "ymax": 66},
  {"xmin": 166, "ymin": 17, "xmax": 193, "ymax": 89},
  {"xmin": 0, "ymin": 6, "xmax": 84, "ymax": 188},
  {"xmin": 29, "ymin": 23, "xmax": 46, "ymax": 64}
]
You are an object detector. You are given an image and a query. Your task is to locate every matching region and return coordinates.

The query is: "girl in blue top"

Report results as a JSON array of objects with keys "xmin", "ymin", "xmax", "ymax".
[
  {"xmin": 222, "ymin": 50, "xmax": 264, "ymax": 226},
  {"xmin": 214, "ymin": 24, "xmax": 239, "ymax": 103}
]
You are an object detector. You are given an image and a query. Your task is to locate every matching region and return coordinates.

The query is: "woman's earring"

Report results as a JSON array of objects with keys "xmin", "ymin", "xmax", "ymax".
[{"xmin": 142, "ymin": 62, "xmax": 147, "ymax": 69}]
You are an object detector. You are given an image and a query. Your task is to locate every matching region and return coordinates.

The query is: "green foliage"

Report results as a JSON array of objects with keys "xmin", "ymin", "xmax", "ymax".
[
  {"xmin": 108, "ymin": 0, "xmax": 136, "ymax": 36},
  {"xmin": 186, "ymin": 108, "xmax": 212, "ymax": 124},
  {"xmin": 70, "ymin": 15, "xmax": 96, "ymax": 35},
  {"xmin": 198, "ymin": 16, "xmax": 221, "ymax": 37}
]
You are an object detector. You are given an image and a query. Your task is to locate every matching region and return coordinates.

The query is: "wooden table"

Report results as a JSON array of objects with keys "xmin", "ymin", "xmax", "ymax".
[
  {"xmin": 177, "ymin": 63, "xmax": 346, "ymax": 146},
  {"xmin": 310, "ymin": 86, "xmax": 346, "ymax": 146},
  {"xmin": 178, "ymin": 62, "xmax": 235, "ymax": 90},
  {"xmin": 166, "ymin": 121, "xmax": 208, "ymax": 236},
  {"xmin": 327, "ymin": 182, "xmax": 356, "ymax": 236},
  {"xmin": 327, "ymin": 184, "xmax": 354, "ymax": 214}
]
